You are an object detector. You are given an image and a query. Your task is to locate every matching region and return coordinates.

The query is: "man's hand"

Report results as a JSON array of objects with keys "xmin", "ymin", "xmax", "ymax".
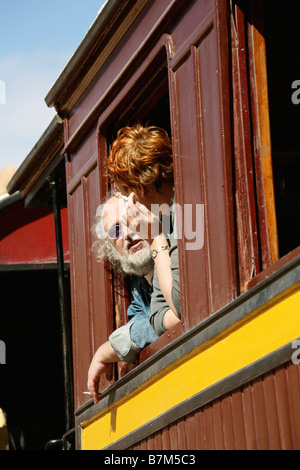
[{"xmin": 87, "ymin": 341, "xmax": 119, "ymax": 404}]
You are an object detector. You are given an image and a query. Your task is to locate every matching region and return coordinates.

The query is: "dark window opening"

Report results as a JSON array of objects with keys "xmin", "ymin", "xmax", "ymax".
[
  {"xmin": 264, "ymin": 1, "xmax": 300, "ymax": 257},
  {"xmin": 106, "ymin": 80, "xmax": 171, "ymax": 146},
  {"xmin": 0, "ymin": 270, "xmax": 68, "ymax": 450}
]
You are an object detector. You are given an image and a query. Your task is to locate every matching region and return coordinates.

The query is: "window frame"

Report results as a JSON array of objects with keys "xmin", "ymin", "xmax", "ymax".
[
  {"xmin": 96, "ymin": 34, "xmax": 186, "ymax": 366},
  {"xmin": 231, "ymin": 0, "xmax": 300, "ymax": 291}
]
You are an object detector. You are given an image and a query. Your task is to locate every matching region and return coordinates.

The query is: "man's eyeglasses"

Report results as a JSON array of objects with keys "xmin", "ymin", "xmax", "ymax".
[{"xmin": 108, "ymin": 224, "xmax": 123, "ymax": 239}]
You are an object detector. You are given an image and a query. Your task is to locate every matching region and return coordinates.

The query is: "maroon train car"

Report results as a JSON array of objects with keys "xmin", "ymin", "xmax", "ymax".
[{"xmin": 8, "ymin": 0, "xmax": 300, "ymax": 450}]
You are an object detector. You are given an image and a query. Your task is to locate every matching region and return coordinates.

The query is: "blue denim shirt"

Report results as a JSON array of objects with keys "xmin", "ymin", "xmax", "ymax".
[{"xmin": 109, "ymin": 275, "xmax": 158, "ymax": 363}]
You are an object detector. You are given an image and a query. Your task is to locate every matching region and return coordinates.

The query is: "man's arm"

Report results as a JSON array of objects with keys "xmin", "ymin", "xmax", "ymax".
[{"xmin": 87, "ymin": 341, "xmax": 119, "ymax": 404}]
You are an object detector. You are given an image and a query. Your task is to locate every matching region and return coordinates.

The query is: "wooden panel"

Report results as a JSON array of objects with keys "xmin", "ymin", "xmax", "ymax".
[
  {"xmin": 242, "ymin": 382, "xmax": 256, "ymax": 448},
  {"xmin": 263, "ymin": 373, "xmax": 282, "ymax": 448},
  {"xmin": 169, "ymin": 0, "xmax": 213, "ymax": 54},
  {"xmin": 252, "ymin": 378, "xmax": 270, "ymax": 448},
  {"xmin": 194, "ymin": 29, "xmax": 234, "ymax": 312},
  {"xmin": 230, "ymin": 390, "xmax": 247, "ymax": 449},
  {"xmin": 247, "ymin": 9, "xmax": 279, "ymax": 269},
  {"xmin": 274, "ymin": 368, "xmax": 293, "ymax": 449},
  {"xmin": 184, "ymin": 414, "xmax": 198, "ymax": 450},
  {"xmin": 287, "ymin": 361, "xmax": 300, "ymax": 447},
  {"xmin": 231, "ymin": 2, "xmax": 260, "ymax": 290},
  {"xmin": 68, "ymin": 186, "xmax": 90, "ymax": 409},
  {"xmin": 172, "ymin": 54, "xmax": 209, "ymax": 326},
  {"xmin": 171, "ymin": 2, "xmax": 236, "ymax": 328},
  {"xmin": 212, "ymin": 400, "xmax": 225, "ymax": 449}
]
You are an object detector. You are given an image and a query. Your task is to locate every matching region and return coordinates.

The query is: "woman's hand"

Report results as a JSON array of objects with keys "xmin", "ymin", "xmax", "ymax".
[{"xmin": 121, "ymin": 192, "xmax": 161, "ymax": 242}]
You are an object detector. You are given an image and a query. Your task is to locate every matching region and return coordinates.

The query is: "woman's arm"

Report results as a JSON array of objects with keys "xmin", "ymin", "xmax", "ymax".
[{"xmin": 151, "ymin": 233, "xmax": 178, "ymax": 316}]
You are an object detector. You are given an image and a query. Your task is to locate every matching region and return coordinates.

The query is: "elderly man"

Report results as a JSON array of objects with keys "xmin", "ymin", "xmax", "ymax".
[
  {"xmin": 107, "ymin": 124, "xmax": 181, "ymax": 334},
  {"xmin": 87, "ymin": 193, "xmax": 158, "ymax": 404}
]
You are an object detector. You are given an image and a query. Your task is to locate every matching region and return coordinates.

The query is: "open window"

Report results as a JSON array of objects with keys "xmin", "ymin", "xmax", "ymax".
[
  {"xmin": 232, "ymin": 0, "xmax": 300, "ymax": 290},
  {"xmin": 263, "ymin": 1, "xmax": 300, "ymax": 258},
  {"xmin": 105, "ymin": 64, "xmax": 171, "ymax": 144},
  {"xmin": 97, "ymin": 41, "xmax": 183, "ymax": 375}
]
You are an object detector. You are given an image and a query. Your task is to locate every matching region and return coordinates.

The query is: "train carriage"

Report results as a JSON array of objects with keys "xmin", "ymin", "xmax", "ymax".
[{"xmin": 9, "ymin": 0, "xmax": 300, "ymax": 450}]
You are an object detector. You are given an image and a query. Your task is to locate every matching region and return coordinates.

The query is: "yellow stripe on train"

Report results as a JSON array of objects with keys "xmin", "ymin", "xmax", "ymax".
[{"xmin": 81, "ymin": 285, "xmax": 300, "ymax": 450}]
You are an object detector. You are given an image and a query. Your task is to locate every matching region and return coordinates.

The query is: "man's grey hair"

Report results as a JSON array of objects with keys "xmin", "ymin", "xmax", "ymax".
[
  {"xmin": 91, "ymin": 192, "xmax": 153, "ymax": 276},
  {"xmin": 91, "ymin": 192, "xmax": 123, "ymax": 273}
]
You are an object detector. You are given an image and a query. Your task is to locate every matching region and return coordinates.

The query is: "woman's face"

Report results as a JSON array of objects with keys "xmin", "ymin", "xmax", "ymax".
[{"xmin": 120, "ymin": 186, "xmax": 153, "ymax": 212}]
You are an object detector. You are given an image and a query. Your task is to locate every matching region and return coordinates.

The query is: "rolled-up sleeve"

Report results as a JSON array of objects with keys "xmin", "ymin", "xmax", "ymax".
[
  {"xmin": 149, "ymin": 270, "xmax": 170, "ymax": 336},
  {"xmin": 109, "ymin": 323, "xmax": 140, "ymax": 363}
]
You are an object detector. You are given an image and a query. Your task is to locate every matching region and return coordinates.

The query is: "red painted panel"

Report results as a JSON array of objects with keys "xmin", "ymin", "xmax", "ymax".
[{"xmin": 0, "ymin": 200, "xmax": 69, "ymax": 266}]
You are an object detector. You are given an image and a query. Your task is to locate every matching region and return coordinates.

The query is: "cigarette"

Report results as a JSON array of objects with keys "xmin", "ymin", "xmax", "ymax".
[{"xmin": 83, "ymin": 391, "xmax": 102, "ymax": 397}]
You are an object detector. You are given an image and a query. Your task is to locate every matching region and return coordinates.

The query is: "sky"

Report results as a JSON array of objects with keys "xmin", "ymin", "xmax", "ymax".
[{"xmin": 0, "ymin": 0, "xmax": 107, "ymax": 171}]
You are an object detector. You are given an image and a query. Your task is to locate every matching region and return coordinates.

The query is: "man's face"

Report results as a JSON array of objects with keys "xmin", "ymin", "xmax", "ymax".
[{"xmin": 102, "ymin": 195, "xmax": 153, "ymax": 275}]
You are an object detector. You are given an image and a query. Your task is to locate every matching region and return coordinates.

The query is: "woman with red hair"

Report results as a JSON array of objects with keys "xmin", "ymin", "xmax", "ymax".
[{"xmin": 107, "ymin": 124, "xmax": 181, "ymax": 334}]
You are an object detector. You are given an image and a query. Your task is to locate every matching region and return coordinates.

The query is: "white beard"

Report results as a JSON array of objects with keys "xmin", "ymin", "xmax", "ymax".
[{"xmin": 112, "ymin": 241, "xmax": 153, "ymax": 276}]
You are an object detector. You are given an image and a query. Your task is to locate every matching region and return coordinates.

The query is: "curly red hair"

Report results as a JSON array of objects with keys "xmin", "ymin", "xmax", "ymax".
[{"xmin": 107, "ymin": 124, "xmax": 173, "ymax": 194}]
